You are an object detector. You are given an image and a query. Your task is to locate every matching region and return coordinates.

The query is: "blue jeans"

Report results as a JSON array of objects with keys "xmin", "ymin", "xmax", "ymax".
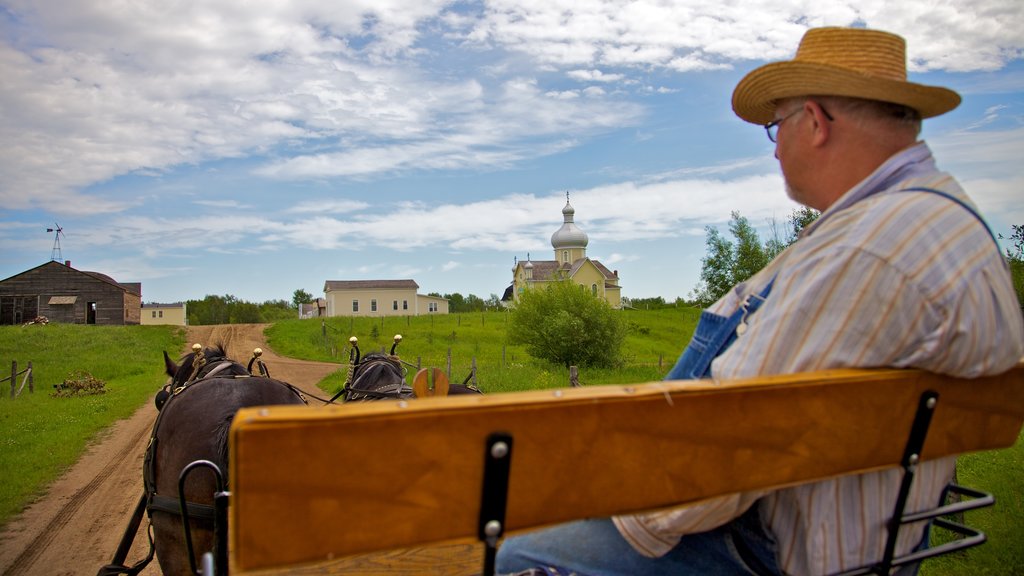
[{"xmin": 496, "ymin": 503, "xmax": 782, "ymax": 576}]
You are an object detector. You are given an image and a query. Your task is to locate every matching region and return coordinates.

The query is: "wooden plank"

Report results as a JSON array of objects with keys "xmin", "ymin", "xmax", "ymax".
[{"xmin": 229, "ymin": 364, "xmax": 1024, "ymax": 573}]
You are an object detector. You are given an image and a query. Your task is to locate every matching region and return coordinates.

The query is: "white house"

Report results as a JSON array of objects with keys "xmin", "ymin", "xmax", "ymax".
[{"xmin": 323, "ymin": 280, "xmax": 449, "ymax": 317}]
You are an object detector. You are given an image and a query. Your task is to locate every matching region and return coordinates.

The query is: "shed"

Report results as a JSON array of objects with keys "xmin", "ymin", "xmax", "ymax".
[{"xmin": 0, "ymin": 261, "xmax": 142, "ymax": 325}]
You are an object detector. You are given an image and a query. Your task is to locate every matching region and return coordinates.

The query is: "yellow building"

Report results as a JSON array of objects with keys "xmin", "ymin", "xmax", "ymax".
[
  {"xmin": 140, "ymin": 302, "xmax": 187, "ymax": 326},
  {"xmin": 510, "ymin": 198, "xmax": 622, "ymax": 308},
  {"xmin": 323, "ymin": 280, "xmax": 449, "ymax": 317}
]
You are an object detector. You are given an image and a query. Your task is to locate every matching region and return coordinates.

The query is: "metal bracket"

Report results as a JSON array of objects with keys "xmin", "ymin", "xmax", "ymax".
[
  {"xmin": 479, "ymin": 432, "xmax": 513, "ymax": 576},
  {"xmin": 178, "ymin": 460, "xmax": 230, "ymax": 576},
  {"xmin": 832, "ymin": 390, "xmax": 994, "ymax": 576}
]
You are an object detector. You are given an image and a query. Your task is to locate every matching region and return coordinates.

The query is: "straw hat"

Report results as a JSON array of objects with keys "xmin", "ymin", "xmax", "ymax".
[{"xmin": 732, "ymin": 27, "xmax": 960, "ymax": 125}]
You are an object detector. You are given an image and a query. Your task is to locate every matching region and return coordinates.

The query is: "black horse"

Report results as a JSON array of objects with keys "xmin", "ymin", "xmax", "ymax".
[
  {"xmin": 339, "ymin": 335, "xmax": 482, "ymax": 400},
  {"xmin": 144, "ymin": 344, "xmax": 307, "ymax": 576}
]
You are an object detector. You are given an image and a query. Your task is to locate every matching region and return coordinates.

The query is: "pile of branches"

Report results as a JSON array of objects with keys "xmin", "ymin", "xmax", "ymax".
[
  {"xmin": 52, "ymin": 370, "xmax": 107, "ymax": 397},
  {"xmin": 23, "ymin": 316, "xmax": 49, "ymax": 326}
]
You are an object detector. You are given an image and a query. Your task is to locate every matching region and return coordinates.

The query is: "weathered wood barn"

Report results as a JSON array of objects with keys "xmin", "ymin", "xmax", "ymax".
[{"xmin": 0, "ymin": 261, "xmax": 142, "ymax": 325}]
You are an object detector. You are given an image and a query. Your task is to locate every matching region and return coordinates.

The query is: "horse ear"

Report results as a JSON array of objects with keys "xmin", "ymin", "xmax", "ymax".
[{"xmin": 164, "ymin": 351, "xmax": 179, "ymax": 378}]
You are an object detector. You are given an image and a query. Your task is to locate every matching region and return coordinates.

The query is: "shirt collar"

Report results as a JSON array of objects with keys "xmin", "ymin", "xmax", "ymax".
[{"xmin": 801, "ymin": 141, "xmax": 938, "ymax": 237}]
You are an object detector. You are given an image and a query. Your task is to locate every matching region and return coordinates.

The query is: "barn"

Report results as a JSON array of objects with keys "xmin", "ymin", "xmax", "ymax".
[{"xmin": 0, "ymin": 261, "xmax": 142, "ymax": 325}]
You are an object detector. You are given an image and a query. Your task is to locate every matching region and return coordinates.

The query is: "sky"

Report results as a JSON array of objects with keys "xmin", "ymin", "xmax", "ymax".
[{"xmin": 1, "ymin": 1, "xmax": 1022, "ymax": 305}]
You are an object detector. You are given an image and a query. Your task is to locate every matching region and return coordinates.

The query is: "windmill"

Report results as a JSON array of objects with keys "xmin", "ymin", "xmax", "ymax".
[{"xmin": 46, "ymin": 223, "xmax": 65, "ymax": 262}]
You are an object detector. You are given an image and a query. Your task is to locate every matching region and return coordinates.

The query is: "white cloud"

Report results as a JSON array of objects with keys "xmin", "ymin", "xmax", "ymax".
[
  {"xmin": 286, "ymin": 199, "xmax": 371, "ymax": 214},
  {"xmin": 3, "ymin": 0, "xmax": 1022, "ymax": 215}
]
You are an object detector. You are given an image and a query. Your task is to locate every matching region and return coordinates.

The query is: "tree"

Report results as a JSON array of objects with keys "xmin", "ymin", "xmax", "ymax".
[
  {"xmin": 507, "ymin": 279, "xmax": 626, "ymax": 368},
  {"xmin": 1000, "ymin": 224, "xmax": 1024, "ymax": 308},
  {"xmin": 484, "ymin": 293, "xmax": 502, "ymax": 309},
  {"xmin": 689, "ymin": 225, "xmax": 735, "ymax": 307},
  {"xmin": 627, "ymin": 296, "xmax": 668, "ymax": 309},
  {"xmin": 292, "ymin": 289, "xmax": 314, "ymax": 309},
  {"xmin": 729, "ymin": 211, "xmax": 769, "ymax": 284},
  {"xmin": 788, "ymin": 206, "xmax": 820, "ymax": 241},
  {"xmin": 689, "ymin": 208, "xmax": 820, "ymax": 307}
]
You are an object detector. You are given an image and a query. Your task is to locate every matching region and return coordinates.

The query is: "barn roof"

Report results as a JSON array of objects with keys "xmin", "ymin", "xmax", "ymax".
[{"xmin": 1, "ymin": 261, "xmax": 141, "ymax": 296}]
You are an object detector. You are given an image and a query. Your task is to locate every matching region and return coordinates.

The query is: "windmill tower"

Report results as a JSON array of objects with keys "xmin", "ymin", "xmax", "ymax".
[{"xmin": 47, "ymin": 224, "xmax": 65, "ymax": 262}]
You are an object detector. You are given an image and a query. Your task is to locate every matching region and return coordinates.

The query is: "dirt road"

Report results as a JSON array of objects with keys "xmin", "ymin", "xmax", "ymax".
[{"xmin": 0, "ymin": 324, "xmax": 341, "ymax": 576}]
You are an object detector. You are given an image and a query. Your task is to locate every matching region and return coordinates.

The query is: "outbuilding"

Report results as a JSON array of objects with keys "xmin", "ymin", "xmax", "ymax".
[{"xmin": 0, "ymin": 261, "xmax": 142, "ymax": 325}]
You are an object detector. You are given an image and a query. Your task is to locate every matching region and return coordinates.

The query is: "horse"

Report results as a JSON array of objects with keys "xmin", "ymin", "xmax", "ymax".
[
  {"xmin": 144, "ymin": 344, "xmax": 308, "ymax": 576},
  {"xmin": 339, "ymin": 335, "xmax": 483, "ymax": 400}
]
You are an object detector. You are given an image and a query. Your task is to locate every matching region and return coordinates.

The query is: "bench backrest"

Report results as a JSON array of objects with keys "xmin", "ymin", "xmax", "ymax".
[{"xmin": 229, "ymin": 364, "xmax": 1024, "ymax": 572}]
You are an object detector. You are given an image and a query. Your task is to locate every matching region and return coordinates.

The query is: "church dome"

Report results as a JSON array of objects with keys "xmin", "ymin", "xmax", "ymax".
[{"xmin": 551, "ymin": 200, "xmax": 589, "ymax": 249}]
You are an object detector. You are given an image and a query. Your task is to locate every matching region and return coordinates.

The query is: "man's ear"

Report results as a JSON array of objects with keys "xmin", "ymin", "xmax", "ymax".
[{"xmin": 808, "ymin": 101, "xmax": 832, "ymax": 147}]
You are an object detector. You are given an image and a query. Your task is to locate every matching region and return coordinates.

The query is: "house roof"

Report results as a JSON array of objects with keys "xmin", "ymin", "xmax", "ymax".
[
  {"xmin": 519, "ymin": 258, "xmax": 617, "ymax": 283},
  {"xmin": 324, "ymin": 279, "xmax": 419, "ymax": 291}
]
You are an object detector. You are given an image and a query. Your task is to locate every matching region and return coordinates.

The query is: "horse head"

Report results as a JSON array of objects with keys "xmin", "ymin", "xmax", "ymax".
[
  {"xmin": 156, "ymin": 344, "xmax": 252, "ymax": 411},
  {"xmin": 342, "ymin": 335, "xmax": 413, "ymax": 401}
]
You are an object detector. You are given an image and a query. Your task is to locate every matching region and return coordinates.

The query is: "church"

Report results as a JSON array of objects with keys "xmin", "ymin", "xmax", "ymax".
[{"xmin": 507, "ymin": 196, "xmax": 622, "ymax": 308}]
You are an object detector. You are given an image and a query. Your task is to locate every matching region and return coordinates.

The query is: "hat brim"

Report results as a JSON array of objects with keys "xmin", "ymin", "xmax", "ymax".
[{"xmin": 732, "ymin": 61, "xmax": 961, "ymax": 125}]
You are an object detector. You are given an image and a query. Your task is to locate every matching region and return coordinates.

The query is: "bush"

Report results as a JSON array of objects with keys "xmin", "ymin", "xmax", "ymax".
[
  {"xmin": 51, "ymin": 370, "xmax": 107, "ymax": 397},
  {"xmin": 507, "ymin": 280, "xmax": 627, "ymax": 368}
]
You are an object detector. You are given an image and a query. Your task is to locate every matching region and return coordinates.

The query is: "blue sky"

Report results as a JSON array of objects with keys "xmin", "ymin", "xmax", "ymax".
[{"xmin": 1, "ymin": 1, "xmax": 1022, "ymax": 305}]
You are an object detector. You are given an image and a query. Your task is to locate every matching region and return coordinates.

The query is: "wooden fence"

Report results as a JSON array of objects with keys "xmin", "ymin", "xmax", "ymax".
[{"xmin": 1, "ymin": 360, "xmax": 34, "ymax": 398}]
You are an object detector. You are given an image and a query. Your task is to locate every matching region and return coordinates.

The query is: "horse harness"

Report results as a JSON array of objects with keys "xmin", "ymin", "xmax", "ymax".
[
  {"xmin": 99, "ymin": 350, "xmax": 307, "ymax": 576},
  {"xmin": 146, "ymin": 353, "xmax": 308, "ymax": 519}
]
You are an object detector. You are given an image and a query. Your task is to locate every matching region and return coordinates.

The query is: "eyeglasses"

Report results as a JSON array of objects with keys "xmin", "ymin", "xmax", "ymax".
[
  {"xmin": 764, "ymin": 109, "xmax": 804, "ymax": 143},
  {"xmin": 764, "ymin": 104, "xmax": 834, "ymax": 143}
]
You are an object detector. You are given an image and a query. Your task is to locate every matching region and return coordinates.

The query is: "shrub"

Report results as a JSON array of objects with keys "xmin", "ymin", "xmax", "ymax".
[{"xmin": 507, "ymin": 279, "xmax": 627, "ymax": 368}]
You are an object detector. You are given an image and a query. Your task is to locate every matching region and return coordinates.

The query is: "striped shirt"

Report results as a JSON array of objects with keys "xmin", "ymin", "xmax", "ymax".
[{"xmin": 613, "ymin": 142, "xmax": 1024, "ymax": 575}]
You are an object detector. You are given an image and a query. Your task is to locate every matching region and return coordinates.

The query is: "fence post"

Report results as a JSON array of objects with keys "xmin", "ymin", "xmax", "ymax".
[
  {"xmin": 472, "ymin": 357, "xmax": 478, "ymax": 387},
  {"xmin": 447, "ymin": 348, "xmax": 452, "ymax": 379},
  {"xmin": 569, "ymin": 366, "xmax": 580, "ymax": 388},
  {"xmin": 417, "ymin": 356, "xmax": 422, "ymax": 370},
  {"xmin": 28, "ymin": 361, "xmax": 34, "ymax": 393},
  {"xmin": 502, "ymin": 345, "xmax": 506, "ymax": 367},
  {"xmin": 10, "ymin": 360, "xmax": 15, "ymax": 399},
  {"xmin": 659, "ymin": 354, "xmax": 663, "ymax": 370}
]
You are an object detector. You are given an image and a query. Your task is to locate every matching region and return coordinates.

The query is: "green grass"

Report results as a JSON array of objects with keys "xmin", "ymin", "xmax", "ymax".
[
  {"xmin": 0, "ymin": 324, "xmax": 185, "ymax": 525},
  {"xmin": 265, "ymin": 308, "xmax": 701, "ymax": 395},
  {"xmin": 921, "ymin": 427, "xmax": 1024, "ymax": 576}
]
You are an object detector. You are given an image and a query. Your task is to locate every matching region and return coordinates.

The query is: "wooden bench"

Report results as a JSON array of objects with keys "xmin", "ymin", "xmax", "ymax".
[{"xmin": 227, "ymin": 363, "xmax": 1024, "ymax": 574}]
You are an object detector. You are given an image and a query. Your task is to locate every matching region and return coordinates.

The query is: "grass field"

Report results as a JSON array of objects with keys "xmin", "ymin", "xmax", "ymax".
[
  {"xmin": 264, "ymin": 308, "xmax": 702, "ymax": 394},
  {"xmin": 1, "ymin": 316, "xmax": 1020, "ymax": 575},
  {"xmin": 0, "ymin": 323, "xmax": 184, "ymax": 523}
]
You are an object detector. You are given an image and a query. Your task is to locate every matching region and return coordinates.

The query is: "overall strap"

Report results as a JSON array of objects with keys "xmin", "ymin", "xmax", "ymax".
[
  {"xmin": 665, "ymin": 276, "xmax": 776, "ymax": 381},
  {"xmin": 898, "ymin": 186, "xmax": 1000, "ymax": 247}
]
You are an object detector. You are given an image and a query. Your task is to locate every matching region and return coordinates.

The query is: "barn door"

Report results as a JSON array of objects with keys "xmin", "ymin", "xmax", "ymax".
[{"xmin": 87, "ymin": 302, "xmax": 97, "ymax": 324}]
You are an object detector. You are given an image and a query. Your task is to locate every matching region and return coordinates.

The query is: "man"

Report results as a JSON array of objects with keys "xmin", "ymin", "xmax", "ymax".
[{"xmin": 496, "ymin": 27, "xmax": 1024, "ymax": 576}]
